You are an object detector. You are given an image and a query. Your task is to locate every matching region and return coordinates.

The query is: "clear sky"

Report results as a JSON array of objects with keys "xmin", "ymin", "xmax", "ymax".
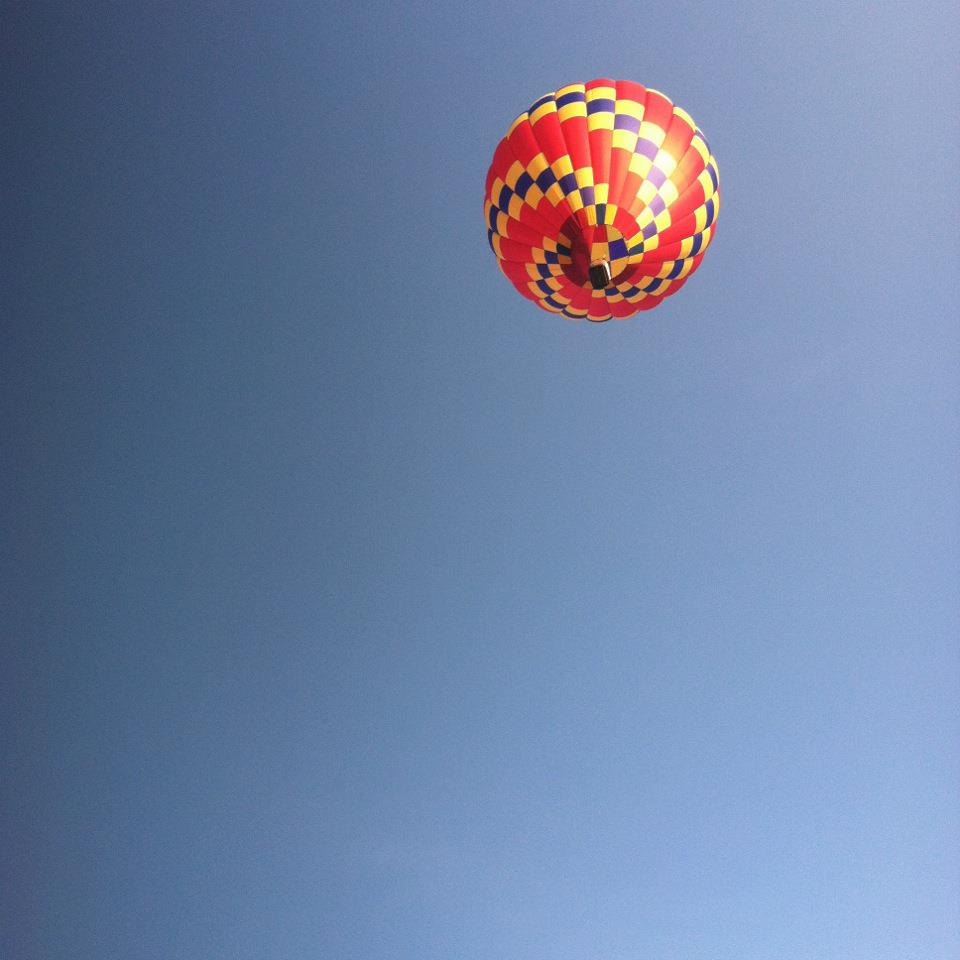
[{"xmin": 3, "ymin": 2, "xmax": 958, "ymax": 958}]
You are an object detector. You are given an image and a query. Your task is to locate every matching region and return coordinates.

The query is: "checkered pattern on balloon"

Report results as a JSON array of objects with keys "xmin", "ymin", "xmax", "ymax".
[{"xmin": 485, "ymin": 79, "xmax": 720, "ymax": 322}]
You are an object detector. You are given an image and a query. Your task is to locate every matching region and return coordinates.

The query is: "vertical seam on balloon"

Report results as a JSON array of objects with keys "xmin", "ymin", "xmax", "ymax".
[
  {"xmin": 523, "ymin": 91, "xmax": 581, "ymax": 316},
  {"xmin": 505, "ymin": 102, "xmax": 566, "ymax": 313},
  {"xmin": 556, "ymin": 83, "xmax": 613, "ymax": 317},
  {"xmin": 583, "ymin": 81, "xmax": 603, "ymax": 224},
  {"xmin": 607, "ymin": 80, "xmax": 638, "ymax": 212}
]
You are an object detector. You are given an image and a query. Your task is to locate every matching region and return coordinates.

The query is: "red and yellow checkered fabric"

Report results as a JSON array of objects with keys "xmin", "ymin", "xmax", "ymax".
[{"xmin": 484, "ymin": 79, "xmax": 719, "ymax": 322}]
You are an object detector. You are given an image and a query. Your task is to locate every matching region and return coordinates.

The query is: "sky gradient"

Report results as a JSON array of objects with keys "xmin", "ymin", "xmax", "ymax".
[{"xmin": 3, "ymin": 2, "xmax": 959, "ymax": 958}]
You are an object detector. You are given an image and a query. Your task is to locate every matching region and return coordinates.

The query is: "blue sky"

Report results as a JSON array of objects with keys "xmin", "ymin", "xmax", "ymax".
[{"xmin": 3, "ymin": 2, "xmax": 958, "ymax": 958}]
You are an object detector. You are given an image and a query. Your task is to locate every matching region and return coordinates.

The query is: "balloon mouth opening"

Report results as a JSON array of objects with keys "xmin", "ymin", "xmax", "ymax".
[
  {"xmin": 589, "ymin": 261, "xmax": 612, "ymax": 290},
  {"xmin": 558, "ymin": 217, "xmax": 634, "ymax": 289}
]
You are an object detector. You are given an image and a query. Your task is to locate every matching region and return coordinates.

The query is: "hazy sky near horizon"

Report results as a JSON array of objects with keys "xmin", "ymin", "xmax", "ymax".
[{"xmin": 3, "ymin": 2, "xmax": 959, "ymax": 958}]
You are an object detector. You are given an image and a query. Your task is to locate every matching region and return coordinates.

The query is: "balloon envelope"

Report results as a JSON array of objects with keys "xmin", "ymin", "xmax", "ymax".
[{"xmin": 484, "ymin": 79, "xmax": 720, "ymax": 322}]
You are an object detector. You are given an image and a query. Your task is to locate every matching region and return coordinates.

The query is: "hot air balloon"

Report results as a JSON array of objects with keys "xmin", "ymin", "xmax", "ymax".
[{"xmin": 484, "ymin": 79, "xmax": 719, "ymax": 322}]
